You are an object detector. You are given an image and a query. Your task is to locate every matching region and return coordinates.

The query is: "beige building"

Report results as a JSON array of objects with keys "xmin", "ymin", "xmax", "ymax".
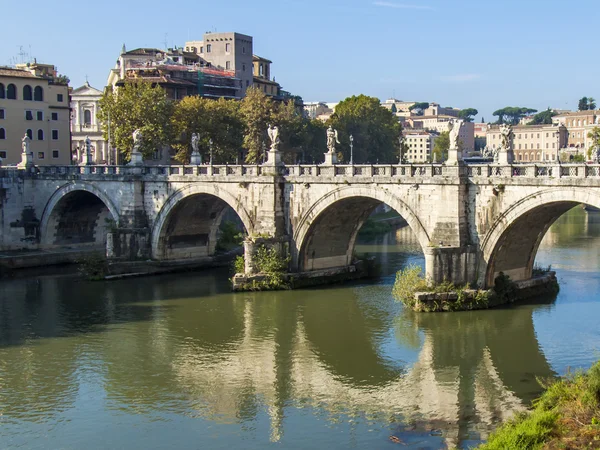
[
  {"xmin": 0, "ymin": 63, "xmax": 70, "ymax": 165},
  {"xmin": 408, "ymin": 115, "xmax": 475, "ymax": 153},
  {"xmin": 381, "ymin": 98, "xmax": 416, "ymax": 118},
  {"xmin": 403, "ymin": 130, "xmax": 437, "ymax": 162},
  {"xmin": 486, "ymin": 124, "xmax": 567, "ymax": 162},
  {"xmin": 423, "ymin": 103, "xmax": 460, "ymax": 117},
  {"xmin": 553, "ymin": 110, "xmax": 600, "ymax": 154},
  {"xmin": 185, "ymin": 32, "xmax": 254, "ymax": 97},
  {"xmin": 474, "ymin": 123, "xmax": 487, "ymax": 151},
  {"xmin": 252, "ymin": 55, "xmax": 281, "ymax": 98}
]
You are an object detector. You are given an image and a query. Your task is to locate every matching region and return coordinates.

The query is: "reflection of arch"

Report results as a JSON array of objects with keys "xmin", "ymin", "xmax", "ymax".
[
  {"xmin": 40, "ymin": 183, "xmax": 119, "ymax": 247},
  {"xmin": 151, "ymin": 184, "xmax": 254, "ymax": 260},
  {"xmin": 480, "ymin": 188, "xmax": 600, "ymax": 287},
  {"xmin": 294, "ymin": 186, "xmax": 429, "ymax": 271}
]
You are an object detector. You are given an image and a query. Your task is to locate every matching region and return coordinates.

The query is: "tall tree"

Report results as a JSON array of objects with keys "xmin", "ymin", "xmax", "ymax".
[
  {"xmin": 589, "ymin": 97, "xmax": 597, "ymax": 110},
  {"xmin": 528, "ymin": 108, "xmax": 557, "ymax": 125},
  {"xmin": 457, "ymin": 108, "xmax": 478, "ymax": 122},
  {"xmin": 239, "ymin": 87, "xmax": 275, "ymax": 163},
  {"xmin": 578, "ymin": 97, "xmax": 589, "ymax": 111},
  {"xmin": 98, "ymin": 82, "xmax": 173, "ymax": 161},
  {"xmin": 492, "ymin": 107, "xmax": 537, "ymax": 125},
  {"xmin": 170, "ymin": 96, "xmax": 243, "ymax": 164},
  {"xmin": 328, "ymin": 95, "xmax": 402, "ymax": 163},
  {"xmin": 432, "ymin": 131, "xmax": 450, "ymax": 162}
]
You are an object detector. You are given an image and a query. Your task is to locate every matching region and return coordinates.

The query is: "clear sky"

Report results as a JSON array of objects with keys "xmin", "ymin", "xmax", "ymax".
[{"xmin": 2, "ymin": 0, "xmax": 598, "ymax": 121}]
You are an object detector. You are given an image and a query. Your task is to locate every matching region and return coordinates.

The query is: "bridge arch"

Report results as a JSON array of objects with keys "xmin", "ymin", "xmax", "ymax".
[
  {"xmin": 479, "ymin": 187, "xmax": 600, "ymax": 287},
  {"xmin": 293, "ymin": 186, "xmax": 430, "ymax": 271},
  {"xmin": 151, "ymin": 184, "xmax": 254, "ymax": 260},
  {"xmin": 40, "ymin": 182, "xmax": 119, "ymax": 248}
]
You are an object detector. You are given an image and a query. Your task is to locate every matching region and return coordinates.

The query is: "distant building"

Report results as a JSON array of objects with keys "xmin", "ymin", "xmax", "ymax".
[
  {"xmin": 70, "ymin": 82, "xmax": 112, "ymax": 164},
  {"xmin": 423, "ymin": 103, "xmax": 460, "ymax": 118},
  {"xmin": 408, "ymin": 115, "xmax": 475, "ymax": 153},
  {"xmin": 0, "ymin": 63, "xmax": 70, "ymax": 165},
  {"xmin": 252, "ymin": 55, "xmax": 281, "ymax": 98},
  {"xmin": 381, "ymin": 98, "xmax": 416, "ymax": 118},
  {"xmin": 185, "ymin": 32, "xmax": 254, "ymax": 97},
  {"xmin": 486, "ymin": 124, "xmax": 567, "ymax": 162},
  {"xmin": 304, "ymin": 102, "xmax": 336, "ymax": 121},
  {"xmin": 473, "ymin": 123, "xmax": 488, "ymax": 151},
  {"xmin": 553, "ymin": 110, "xmax": 600, "ymax": 154},
  {"xmin": 403, "ymin": 130, "xmax": 437, "ymax": 163}
]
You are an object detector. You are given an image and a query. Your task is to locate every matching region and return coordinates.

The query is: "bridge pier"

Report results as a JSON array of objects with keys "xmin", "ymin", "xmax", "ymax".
[{"xmin": 424, "ymin": 246, "xmax": 478, "ymax": 286}]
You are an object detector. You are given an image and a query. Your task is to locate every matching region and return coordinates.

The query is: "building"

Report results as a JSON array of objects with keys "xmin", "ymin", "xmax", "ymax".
[
  {"xmin": 553, "ymin": 110, "xmax": 600, "ymax": 155},
  {"xmin": 381, "ymin": 98, "xmax": 416, "ymax": 118},
  {"xmin": 304, "ymin": 102, "xmax": 336, "ymax": 121},
  {"xmin": 486, "ymin": 124, "xmax": 567, "ymax": 162},
  {"xmin": 408, "ymin": 115, "xmax": 475, "ymax": 153},
  {"xmin": 423, "ymin": 103, "xmax": 460, "ymax": 118},
  {"xmin": 185, "ymin": 32, "xmax": 254, "ymax": 98},
  {"xmin": 252, "ymin": 55, "xmax": 281, "ymax": 98},
  {"xmin": 474, "ymin": 123, "xmax": 488, "ymax": 152},
  {"xmin": 70, "ymin": 82, "xmax": 112, "ymax": 164},
  {"xmin": 0, "ymin": 63, "xmax": 70, "ymax": 165},
  {"xmin": 403, "ymin": 130, "xmax": 437, "ymax": 163},
  {"xmin": 107, "ymin": 47, "xmax": 240, "ymax": 100}
]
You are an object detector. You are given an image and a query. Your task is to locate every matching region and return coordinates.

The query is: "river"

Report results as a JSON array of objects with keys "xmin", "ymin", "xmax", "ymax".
[{"xmin": 1, "ymin": 207, "xmax": 599, "ymax": 449}]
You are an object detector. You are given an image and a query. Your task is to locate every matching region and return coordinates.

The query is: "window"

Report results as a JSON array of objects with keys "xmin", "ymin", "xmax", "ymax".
[
  {"xmin": 34, "ymin": 86, "xmax": 43, "ymax": 101},
  {"xmin": 37, "ymin": 129, "xmax": 44, "ymax": 140},
  {"xmin": 36, "ymin": 111, "xmax": 43, "ymax": 121},
  {"xmin": 200, "ymin": 46, "xmax": 203, "ymax": 53},
  {"xmin": 225, "ymin": 43, "xmax": 231, "ymax": 52},
  {"xmin": 226, "ymin": 61, "xmax": 231, "ymax": 70},
  {"xmin": 37, "ymin": 152, "xmax": 45, "ymax": 159},
  {"xmin": 51, "ymin": 112, "xmax": 58, "ymax": 121},
  {"xmin": 57, "ymin": 93, "xmax": 63, "ymax": 102},
  {"xmin": 23, "ymin": 85, "xmax": 33, "ymax": 100},
  {"xmin": 246, "ymin": 80, "xmax": 249, "ymax": 87},
  {"xmin": 52, "ymin": 150, "xmax": 59, "ymax": 158},
  {"xmin": 242, "ymin": 64, "xmax": 246, "ymax": 72},
  {"xmin": 0, "ymin": 83, "xmax": 4, "ymax": 99},
  {"xmin": 25, "ymin": 110, "xmax": 33, "ymax": 120},
  {"xmin": 26, "ymin": 129, "xmax": 33, "ymax": 139},
  {"xmin": 0, "ymin": 109, "xmax": 4, "ymax": 119},
  {"xmin": 84, "ymin": 110, "xmax": 92, "ymax": 126},
  {"xmin": 0, "ymin": 151, "xmax": 6, "ymax": 159},
  {"xmin": 206, "ymin": 44, "xmax": 211, "ymax": 53},
  {"xmin": 52, "ymin": 129, "xmax": 59, "ymax": 140},
  {"xmin": 7, "ymin": 84, "xmax": 16, "ymax": 99},
  {"xmin": 0, "ymin": 128, "xmax": 5, "ymax": 139},
  {"xmin": 242, "ymin": 46, "xmax": 246, "ymax": 54}
]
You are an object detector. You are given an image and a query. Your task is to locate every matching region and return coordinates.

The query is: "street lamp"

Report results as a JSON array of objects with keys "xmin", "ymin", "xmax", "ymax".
[
  {"xmin": 209, "ymin": 138, "xmax": 214, "ymax": 165},
  {"xmin": 349, "ymin": 135, "xmax": 354, "ymax": 164},
  {"xmin": 398, "ymin": 135, "xmax": 405, "ymax": 163}
]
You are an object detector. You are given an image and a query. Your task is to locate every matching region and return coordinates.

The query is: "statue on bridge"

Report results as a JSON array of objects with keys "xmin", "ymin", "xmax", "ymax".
[
  {"xmin": 132, "ymin": 129, "xmax": 143, "ymax": 151},
  {"xmin": 499, "ymin": 124, "xmax": 513, "ymax": 151},
  {"xmin": 448, "ymin": 119, "xmax": 464, "ymax": 150},
  {"xmin": 594, "ymin": 146, "xmax": 600, "ymax": 164},
  {"xmin": 267, "ymin": 124, "xmax": 280, "ymax": 151},
  {"xmin": 190, "ymin": 132, "xmax": 202, "ymax": 165},
  {"xmin": 17, "ymin": 133, "xmax": 33, "ymax": 169},
  {"xmin": 21, "ymin": 133, "xmax": 31, "ymax": 154},
  {"xmin": 326, "ymin": 126, "xmax": 340, "ymax": 154}
]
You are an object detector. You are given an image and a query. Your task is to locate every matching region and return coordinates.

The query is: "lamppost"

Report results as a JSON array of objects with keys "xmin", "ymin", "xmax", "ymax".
[
  {"xmin": 209, "ymin": 138, "xmax": 214, "ymax": 165},
  {"xmin": 349, "ymin": 135, "xmax": 354, "ymax": 164},
  {"xmin": 398, "ymin": 135, "xmax": 405, "ymax": 163}
]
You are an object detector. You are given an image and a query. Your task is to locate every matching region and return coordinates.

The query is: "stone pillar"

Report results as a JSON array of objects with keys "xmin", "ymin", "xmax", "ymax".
[
  {"xmin": 322, "ymin": 152, "xmax": 338, "ymax": 165},
  {"xmin": 190, "ymin": 151, "xmax": 202, "ymax": 165},
  {"xmin": 265, "ymin": 149, "xmax": 283, "ymax": 166},
  {"xmin": 424, "ymin": 246, "xmax": 478, "ymax": 286}
]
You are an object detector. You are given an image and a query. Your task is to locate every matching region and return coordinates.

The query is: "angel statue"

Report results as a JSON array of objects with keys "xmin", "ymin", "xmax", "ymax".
[
  {"xmin": 132, "ymin": 129, "xmax": 143, "ymax": 150},
  {"xmin": 448, "ymin": 119, "xmax": 464, "ymax": 150},
  {"xmin": 326, "ymin": 126, "xmax": 340, "ymax": 154},
  {"xmin": 191, "ymin": 133, "xmax": 200, "ymax": 153},
  {"xmin": 499, "ymin": 123, "xmax": 513, "ymax": 150},
  {"xmin": 267, "ymin": 124, "xmax": 280, "ymax": 151},
  {"xmin": 22, "ymin": 133, "xmax": 31, "ymax": 154}
]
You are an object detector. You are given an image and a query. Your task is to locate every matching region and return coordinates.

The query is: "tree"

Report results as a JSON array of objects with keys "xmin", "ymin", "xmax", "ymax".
[
  {"xmin": 492, "ymin": 107, "xmax": 537, "ymax": 125},
  {"xmin": 98, "ymin": 82, "xmax": 173, "ymax": 161},
  {"xmin": 589, "ymin": 97, "xmax": 596, "ymax": 110},
  {"xmin": 432, "ymin": 131, "xmax": 449, "ymax": 162},
  {"xmin": 170, "ymin": 96, "xmax": 243, "ymax": 164},
  {"xmin": 328, "ymin": 95, "xmax": 402, "ymax": 163},
  {"xmin": 528, "ymin": 108, "xmax": 557, "ymax": 125},
  {"xmin": 239, "ymin": 87, "xmax": 276, "ymax": 163},
  {"xmin": 578, "ymin": 97, "xmax": 589, "ymax": 111},
  {"xmin": 588, "ymin": 127, "xmax": 600, "ymax": 160},
  {"xmin": 408, "ymin": 102, "xmax": 429, "ymax": 116},
  {"xmin": 457, "ymin": 108, "xmax": 478, "ymax": 122}
]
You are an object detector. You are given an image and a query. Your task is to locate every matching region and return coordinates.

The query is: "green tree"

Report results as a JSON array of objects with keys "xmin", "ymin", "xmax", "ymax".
[
  {"xmin": 457, "ymin": 108, "xmax": 478, "ymax": 122},
  {"xmin": 492, "ymin": 106, "xmax": 537, "ymax": 125},
  {"xmin": 328, "ymin": 95, "xmax": 402, "ymax": 163},
  {"xmin": 589, "ymin": 97, "xmax": 597, "ymax": 110},
  {"xmin": 170, "ymin": 96, "xmax": 243, "ymax": 164},
  {"xmin": 432, "ymin": 131, "xmax": 450, "ymax": 162},
  {"xmin": 578, "ymin": 97, "xmax": 589, "ymax": 111},
  {"xmin": 239, "ymin": 87, "xmax": 275, "ymax": 163},
  {"xmin": 588, "ymin": 127, "xmax": 600, "ymax": 159},
  {"xmin": 98, "ymin": 82, "xmax": 173, "ymax": 161},
  {"xmin": 408, "ymin": 102, "xmax": 429, "ymax": 116},
  {"xmin": 528, "ymin": 108, "xmax": 557, "ymax": 125}
]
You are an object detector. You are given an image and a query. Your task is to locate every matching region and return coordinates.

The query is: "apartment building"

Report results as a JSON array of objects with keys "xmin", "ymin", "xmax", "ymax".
[
  {"xmin": 408, "ymin": 115, "xmax": 475, "ymax": 152},
  {"xmin": 403, "ymin": 130, "xmax": 437, "ymax": 162},
  {"xmin": 554, "ymin": 110, "xmax": 600, "ymax": 153},
  {"xmin": 0, "ymin": 63, "xmax": 70, "ymax": 165},
  {"xmin": 486, "ymin": 124, "xmax": 567, "ymax": 162}
]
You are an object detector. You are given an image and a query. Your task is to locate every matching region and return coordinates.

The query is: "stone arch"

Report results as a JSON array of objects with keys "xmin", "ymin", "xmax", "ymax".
[
  {"xmin": 479, "ymin": 188, "xmax": 600, "ymax": 287},
  {"xmin": 39, "ymin": 182, "xmax": 119, "ymax": 248},
  {"xmin": 151, "ymin": 184, "xmax": 254, "ymax": 260},
  {"xmin": 294, "ymin": 186, "xmax": 430, "ymax": 271}
]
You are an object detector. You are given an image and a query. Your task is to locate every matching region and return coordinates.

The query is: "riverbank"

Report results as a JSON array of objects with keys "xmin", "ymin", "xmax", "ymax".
[{"xmin": 479, "ymin": 361, "xmax": 600, "ymax": 449}]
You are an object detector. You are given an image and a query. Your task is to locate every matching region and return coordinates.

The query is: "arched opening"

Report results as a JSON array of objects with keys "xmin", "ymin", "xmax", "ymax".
[
  {"xmin": 0, "ymin": 128, "xmax": 5, "ymax": 140},
  {"xmin": 33, "ymin": 86, "xmax": 43, "ymax": 101},
  {"xmin": 155, "ymin": 194, "xmax": 248, "ymax": 260},
  {"xmin": 26, "ymin": 129, "xmax": 33, "ymax": 140},
  {"xmin": 37, "ymin": 129, "xmax": 44, "ymax": 140},
  {"xmin": 42, "ymin": 190, "xmax": 116, "ymax": 249},
  {"xmin": 297, "ymin": 196, "xmax": 425, "ymax": 273},
  {"xmin": 23, "ymin": 85, "xmax": 32, "ymax": 101},
  {"xmin": 0, "ymin": 83, "xmax": 4, "ymax": 99},
  {"xmin": 7, "ymin": 84, "xmax": 16, "ymax": 99}
]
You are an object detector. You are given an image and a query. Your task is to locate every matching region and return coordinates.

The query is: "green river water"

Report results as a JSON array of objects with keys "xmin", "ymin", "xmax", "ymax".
[{"xmin": 1, "ymin": 207, "xmax": 600, "ymax": 449}]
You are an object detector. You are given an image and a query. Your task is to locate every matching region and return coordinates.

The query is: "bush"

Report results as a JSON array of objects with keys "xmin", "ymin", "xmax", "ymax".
[
  {"xmin": 392, "ymin": 264, "xmax": 429, "ymax": 307},
  {"xmin": 77, "ymin": 255, "xmax": 108, "ymax": 281},
  {"xmin": 233, "ymin": 255, "xmax": 245, "ymax": 274}
]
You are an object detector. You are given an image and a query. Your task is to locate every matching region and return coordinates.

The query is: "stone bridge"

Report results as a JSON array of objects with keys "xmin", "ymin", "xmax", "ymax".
[{"xmin": 2, "ymin": 161, "xmax": 600, "ymax": 287}]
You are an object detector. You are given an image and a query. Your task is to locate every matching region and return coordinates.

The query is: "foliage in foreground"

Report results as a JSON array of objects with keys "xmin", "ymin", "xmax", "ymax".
[
  {"xmin": 479, "ymin": 361, "xmax": 600, "ymax": 449},
  {"xmin": 233, "ymin": 244, "xmax": 290, "ymax": 290}
]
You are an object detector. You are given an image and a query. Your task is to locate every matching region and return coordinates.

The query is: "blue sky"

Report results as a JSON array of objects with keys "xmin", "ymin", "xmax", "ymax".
[{"xmin": 3, "ymin": 0, "xmax": 599, "ymax": 121}]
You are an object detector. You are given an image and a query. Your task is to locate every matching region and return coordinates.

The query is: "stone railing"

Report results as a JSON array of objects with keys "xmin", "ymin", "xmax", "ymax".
[
  {"xmin": 285, "ymin": 164, "xmax": 448, "ymax": 178},
  {"xmin": 465, "ymin": 164, "xmax": 600, "ymax": 178},
  {"xmin": 31, "ymin": 164, "xmax": 266, "ymax": 177}
]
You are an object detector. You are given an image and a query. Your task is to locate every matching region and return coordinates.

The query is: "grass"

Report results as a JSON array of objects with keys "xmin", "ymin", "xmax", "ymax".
[{"xmin": 479, "ymin": 361, "xmax": 600, "ymax": 449}]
